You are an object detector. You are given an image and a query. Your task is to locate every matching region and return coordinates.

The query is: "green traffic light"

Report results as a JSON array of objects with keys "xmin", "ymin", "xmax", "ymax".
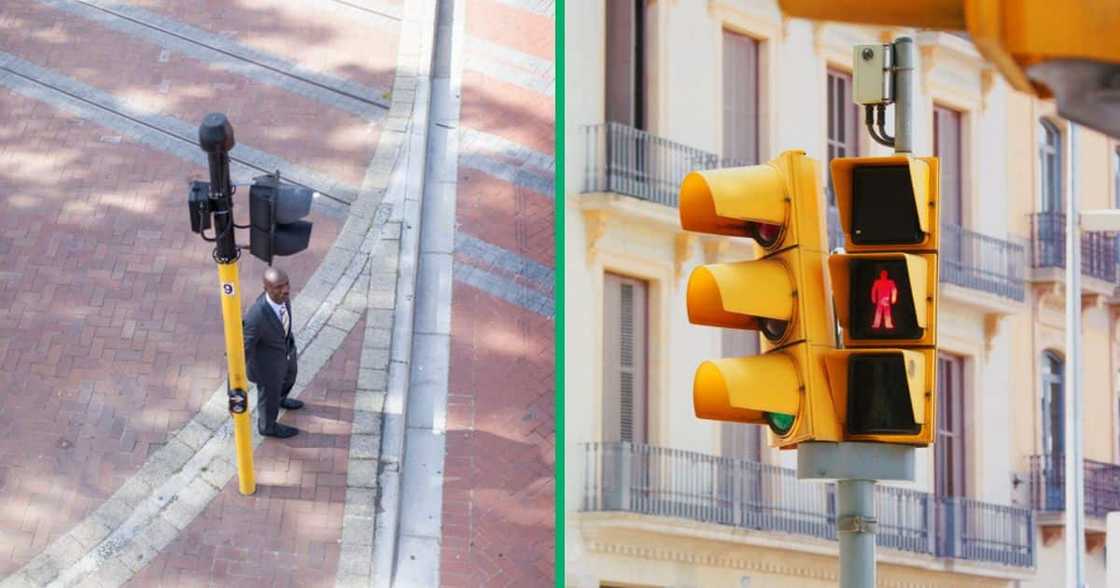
[{"xmin": 766, "ymin": 412, "xmax": 794, "ymax": 435}]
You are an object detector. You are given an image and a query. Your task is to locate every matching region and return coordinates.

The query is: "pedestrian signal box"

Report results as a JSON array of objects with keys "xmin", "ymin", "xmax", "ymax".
[{"xmin": 826, "ymin": 155, "xmax": 939, "ymax": 445}]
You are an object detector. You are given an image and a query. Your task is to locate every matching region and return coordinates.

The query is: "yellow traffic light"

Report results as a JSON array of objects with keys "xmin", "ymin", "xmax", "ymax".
[
  {"xmin": 826, "ymin": 156, "xmax": 940, "ymax": 445},
  {"xmin": 681, "ymin": 150, "xmax": 841, "ymax": 448}
]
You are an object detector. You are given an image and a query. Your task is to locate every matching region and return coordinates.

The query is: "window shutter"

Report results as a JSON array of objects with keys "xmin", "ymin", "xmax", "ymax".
[
  {"xmin": 826, "ymin": 70, "xmax": 859, "ymax": 203},
  {"xmin": 605, "ymin": 1, "xmax": 637, "ymax": 126},
  {"xmin": 934, "ymin": 106, "xmax": 963, "ymax": 226},
  {"xmin": 603, "ymin": 274, "xmax": 648, "ymax": 444},
  {"xmin": 936, "ymin": 353, "xmax": 966, "ymax": 498},
  {"xmin": 723, "ymin": 30, "xmax": 759, "ymax": 165}
]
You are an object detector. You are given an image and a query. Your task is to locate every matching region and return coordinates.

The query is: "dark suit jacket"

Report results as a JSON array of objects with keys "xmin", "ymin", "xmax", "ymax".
[{"xmin": 243, "ymin": 293, "xmax": 295, "ymax": 390}]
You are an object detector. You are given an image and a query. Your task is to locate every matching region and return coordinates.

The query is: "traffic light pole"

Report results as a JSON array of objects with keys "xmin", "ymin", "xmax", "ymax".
[
  {"xmin": 1063, "ymin": 123, "xmax": 1087, "ymax": 588},
  {"xmin": 199, "ymin": 114, "xmax": 256, "ymax": 496},
  {"xmin": 798, "ymin": 36, "xmax": 919, "ymax": 588}
]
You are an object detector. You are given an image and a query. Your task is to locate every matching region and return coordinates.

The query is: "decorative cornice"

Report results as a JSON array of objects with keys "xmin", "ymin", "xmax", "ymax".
[
  {"xmin": 583, "ymin": 209, "xmax": 608, "ymax": 259},
  {"xmin": 584, "ymin": 540, "xmax": 837, "ymax": 581},
  {"xmin": 583, "ymin": 539, "xmax": 1014, "ymax": 588}
]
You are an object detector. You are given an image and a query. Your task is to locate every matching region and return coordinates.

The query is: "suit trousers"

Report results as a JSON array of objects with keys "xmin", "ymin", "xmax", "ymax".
[{"xmin": 258, "ymin": 347, "xmax": 298, "ymax": 431}]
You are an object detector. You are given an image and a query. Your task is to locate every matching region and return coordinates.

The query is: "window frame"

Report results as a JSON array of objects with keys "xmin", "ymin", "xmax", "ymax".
[
  {"xmin": 1039, "ymin": 119, "xmax": 1063, "ymax": 213},
  {"xmin": 936, "ymin": 353, "xmax": 967, "ymax": 498}
]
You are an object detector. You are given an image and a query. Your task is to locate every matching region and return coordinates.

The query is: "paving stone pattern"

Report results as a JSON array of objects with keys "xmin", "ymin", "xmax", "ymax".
[
  {"xmin": 439, "ymin": 0, "xmax": 555, "ymax": 585},
  {"xmin": 126, "ymin": 318, "xmax": 366, "ymax": 588},
  {"xmin": 0, "ymin": 0, "xmax": 393, "ymax": 580}
]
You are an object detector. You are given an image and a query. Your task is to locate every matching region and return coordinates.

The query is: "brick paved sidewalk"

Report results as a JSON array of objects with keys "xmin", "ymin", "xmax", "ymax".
[
  {"xmin": 439, "ymin": 0, "xmax": 555, "ymax": 585},
  {"xmin": 0, "ymin": 0, "xmax": 407, "ymax": 583}
]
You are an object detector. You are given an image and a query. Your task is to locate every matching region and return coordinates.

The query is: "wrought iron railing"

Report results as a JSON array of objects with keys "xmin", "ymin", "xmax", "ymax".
[
  {"xmin": 581, "ymin": 123, "xmax": 747, "ymax": 207},
  {"xmin": 1029, "ymin": 454, "xmax": 1120, "ymax": 518},
  {"xmin": 583, "ymin": 442, "xmax": 1035, "ymax": 568},
  {"xmin": 1031, "ymin": 212, "xmax": 1119, "ymax": 283},
  {"xmin": 826, "ymin": 208, "xmax": 1026, "ymax": 301},
  {"xmin": 941, "ymin": 223, "xmax": 1027, "ymax": 301}
]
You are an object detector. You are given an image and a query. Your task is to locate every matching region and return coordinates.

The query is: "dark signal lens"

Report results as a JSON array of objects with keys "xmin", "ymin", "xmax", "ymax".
[
  {"xmin": 847, "ymin": 354, "xmax": 920, "ymax": 435},
  {"xmin": 749, "ymin": 221, "xmax": 782, "ymax": 248},
  {"xmin": 850, "ymin": 165, "xmax": 923, "ymax": 245}
]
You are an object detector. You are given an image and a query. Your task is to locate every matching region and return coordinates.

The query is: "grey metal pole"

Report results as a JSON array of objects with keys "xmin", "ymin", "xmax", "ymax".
[
  {"xmin": 837, "ymin": 480, "xmax": 876, "ymax": 588},
  {"xmin": 892, "ymin": 37, "xmax": 915, "ymax": 154},
  {"xmin": 1063, "ymin": 122, "xmax": 1086, "ymax": 587},
  {"xmin": 833, "ymin": 36, "xmax": 917, "ymax": 588}
]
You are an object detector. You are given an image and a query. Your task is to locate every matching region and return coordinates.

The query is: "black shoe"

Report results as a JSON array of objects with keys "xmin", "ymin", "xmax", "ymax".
[
  {"xmin": 280, "ymin": 398, "xmax": 304, "ymax": 410},
  {"xmin": 259, "ymin": 423, "xmax": 299, "ymax": 438}
]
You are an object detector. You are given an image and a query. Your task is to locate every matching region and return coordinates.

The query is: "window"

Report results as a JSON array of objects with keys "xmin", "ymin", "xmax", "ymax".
[
  {"xmin": 1039, "ymin": 120, "xmax": 1062, "ymax": 212},
  {"xmin": 826, "ymin": 69, "xmax": 859, "ymax": 200},
  {"xmin": 1041, "ymin": 351, "xmax": 1064, "ymax": 509},
  {"xmin": 936, "ymin": 353, "xmax": 966, "ymax": 498},
  {"xmin": 722, "ymin": 30, "xmax": 759, "ymax": 166},
  {"xmin": 603, "ymin": 273, "xmax": 648, "ymax": 443},
  {"xmin": 605, "ymin": 0, "xmax": 645, "ymax": 128},
  {"xmin": 720, "ymin": 330, "xmax": 761, "ymax": 462},
  {"xmin": 933, "ymin": 106, "xmax": 963, "ymax": 226}
]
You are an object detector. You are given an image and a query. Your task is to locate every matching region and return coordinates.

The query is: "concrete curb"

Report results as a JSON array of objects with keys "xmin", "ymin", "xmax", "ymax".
[
  {"xmin": 335, "ymin": 0, "xmax": 441, "ymax": 584},
  {"xmin": 363, "ymin": 0, "xmax": 443, "ymax": 586},
  {"xmin": 388, "ymin": 0, "xmax": 466, "ymax": 583}
]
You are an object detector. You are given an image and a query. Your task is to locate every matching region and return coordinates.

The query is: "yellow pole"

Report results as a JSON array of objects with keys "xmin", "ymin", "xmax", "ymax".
[{"xmin": 217, "ymin": 261, "xmax": 256, "ymax": 495}]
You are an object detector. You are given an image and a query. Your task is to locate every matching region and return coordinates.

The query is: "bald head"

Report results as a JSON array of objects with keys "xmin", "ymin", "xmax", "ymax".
[{"xmin": 263, "ymin": 267, "xmax": 291, "ymax": 305}]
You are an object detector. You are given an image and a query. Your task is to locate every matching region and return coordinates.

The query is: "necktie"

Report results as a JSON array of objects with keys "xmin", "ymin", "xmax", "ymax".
[{"xmin": 279, "ymin": 305, "xmax": 289, "ymax": 335}]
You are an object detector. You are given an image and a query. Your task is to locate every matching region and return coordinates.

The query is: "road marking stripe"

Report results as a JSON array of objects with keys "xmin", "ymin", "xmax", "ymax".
[
  {"xmin": 453, "ymin": 262, "xmax": 554, "ymax": 319},
  {"xmin": 455, "ymin": 232, "xmax": 553, "ymax": 294}
]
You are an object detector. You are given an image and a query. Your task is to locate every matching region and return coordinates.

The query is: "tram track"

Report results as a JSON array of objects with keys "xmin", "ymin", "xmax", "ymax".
[
  {"xmin": 0, "ymin": 56, "xmax": 355, "ymax": 209},
  {"xmin": 57, "ymin": 0, "xmax": 393, "ymax": 112}
]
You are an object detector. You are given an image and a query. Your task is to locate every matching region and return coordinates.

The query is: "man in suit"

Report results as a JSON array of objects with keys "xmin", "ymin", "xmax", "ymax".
[{"xmin": 244, "ymin": 267, "xmax": 303, "ymax": 438}]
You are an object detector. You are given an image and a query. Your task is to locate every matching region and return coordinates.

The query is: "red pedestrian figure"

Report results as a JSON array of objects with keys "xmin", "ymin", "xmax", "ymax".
[{"xmin": 870, "ymin": 269, "xmax": 898, "ymax": 330}]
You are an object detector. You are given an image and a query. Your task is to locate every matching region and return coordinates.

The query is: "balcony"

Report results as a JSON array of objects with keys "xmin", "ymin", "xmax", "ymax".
[
  {"xmin": 1029, "ymin": 454, "xmax": 1120, "ymax": 518},
  {"xmin": 582, "ymin": 442, "xmax": 1035, "ymax": 569},
  {"xmin": 581, "ymin": 123, "xmax": 745, "ymax": 208},
  {"xmin": 941, "ymin": 223, "xmax": 1027, "ymax": 302},
  {"xmin": 1030, "ymin": 213, "xmax": 1119, "ymax": 298},
  {"xmin": 826, "ymin": 207, "xmax": 1027, "ymax": 302}
]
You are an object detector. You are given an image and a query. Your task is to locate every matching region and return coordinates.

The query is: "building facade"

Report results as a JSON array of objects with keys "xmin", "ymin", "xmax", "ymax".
[{"xmin": 564, "ymin": 1, "xmax": 1120, "ymax": 586}]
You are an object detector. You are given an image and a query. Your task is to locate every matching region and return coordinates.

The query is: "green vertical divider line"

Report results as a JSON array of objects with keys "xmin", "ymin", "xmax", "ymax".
[{"xmin": 554, "ymin": 1, "xmax": 565, "ymax": 587}]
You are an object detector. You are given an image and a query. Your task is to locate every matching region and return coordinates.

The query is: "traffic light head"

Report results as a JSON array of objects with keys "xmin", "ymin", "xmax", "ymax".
[
  {"xmin": 249, "ymin": 172, "xmax": 315, "ymax": 264},
  {"xmin": 680, "ymin": 150, "xmax": 827, "ymax": 254},
  {"xmin": 825, "ymin": 154, "xmax": 940, "ymax": 446},
  {"xmin": 830, "ymin": 155, "xmax": 939, "ymax": 252},
  {"xmin": 198, "ymin": 113, "xmax": 235, "ymax": 154},
  {"xmin": 693, "ymin": 343, "xmax": 842, "ymax": 443},
  {"xmin": 681, "ymin": 150, "xmax": 841, "ymax": 448},
  {"xmin": 188, "ymin": 180, "xmax": 212, "ymax": 234}
]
